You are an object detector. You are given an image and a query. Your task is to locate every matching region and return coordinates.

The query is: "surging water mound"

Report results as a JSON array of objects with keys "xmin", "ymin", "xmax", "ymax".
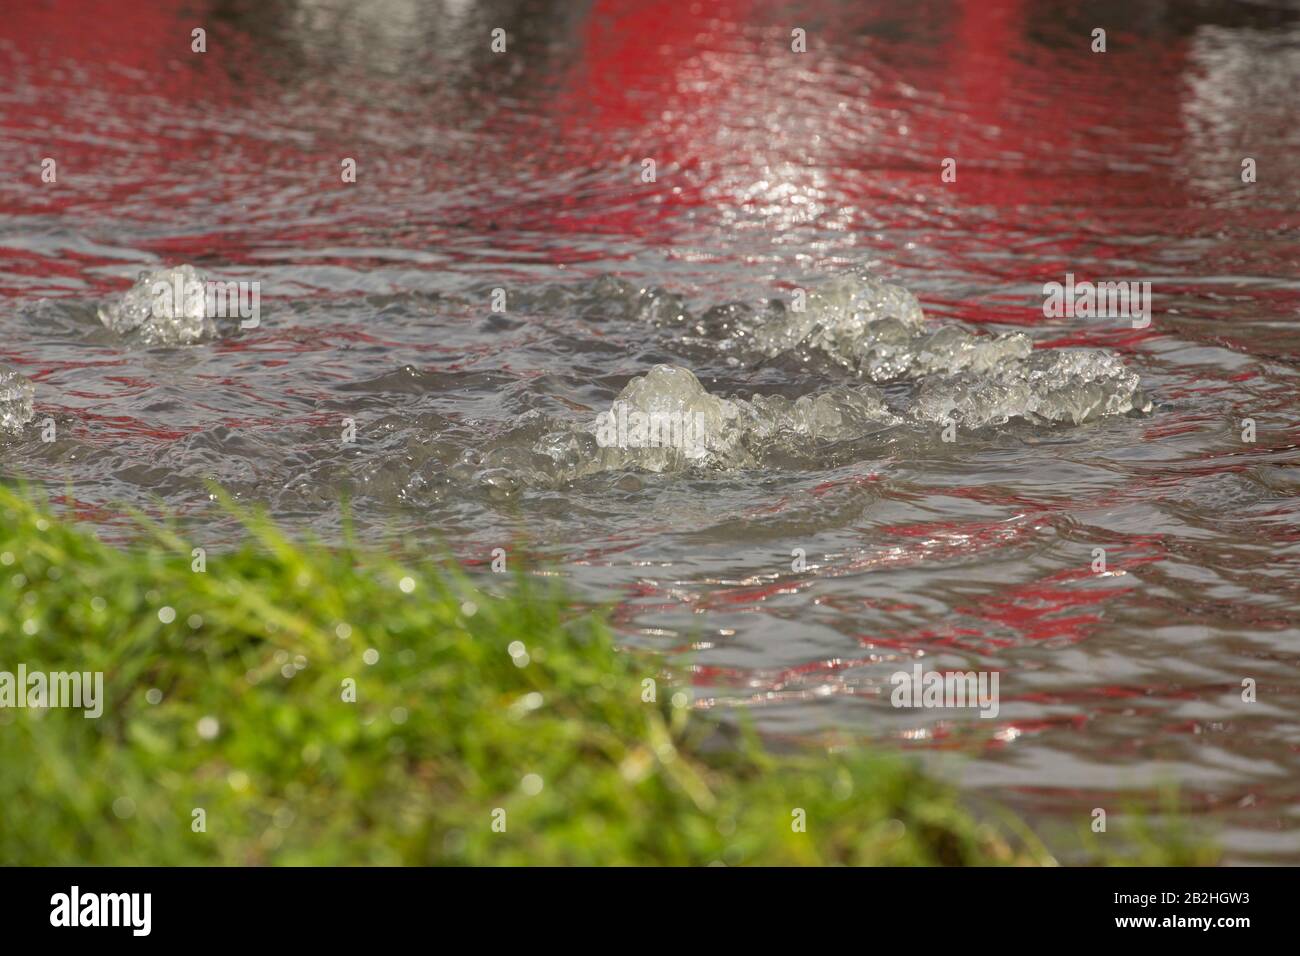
[
  {"xmin": 580, "ymin": 353, "xmax": 1144, "ymax": 473},
  {"xmin": 98, "ymin": 265, "xmax": 216, "ymax": 346},
  {"xmin": 912, "ymin": 348, "xmax": 1146, "ymax": 428},
  {"xmin": 762, "ymin": 271, "xmax": 1148, "ymax": 426},
  {"xmin": 589, "ymin": 365, "xmax": 899, "ymax": 473},
  {"xmin": 746, "ymin": 272, "xmax": 929, "ymax": 369},
  {"xmin": 458, "ymin": 366, "xmax": 901, "ymax": 493},
  {"xmin": 480, "ymin": 271, "xmax": 1151, "ymax": 485},
  {"xmin": 704, "ymin": 271, "xmax": 1036, "ymax": 382},
  {"xmin": 0, "ymin": 365, "xmax": 35, "ymax": 435}
]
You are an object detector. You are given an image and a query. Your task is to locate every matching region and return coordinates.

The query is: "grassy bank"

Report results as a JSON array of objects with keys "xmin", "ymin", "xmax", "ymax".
[{"xmin": 0, "ymin": 487, "xmax": 1212, "ymax": 865}]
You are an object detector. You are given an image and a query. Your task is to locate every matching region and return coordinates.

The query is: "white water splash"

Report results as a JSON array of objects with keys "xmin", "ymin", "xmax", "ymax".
[
  {"xmin": 0, "ymin": 365, "xmax": 35, "ymax": 435},
  {"xmin": 463, "ymin": 270, "xmax": 1154, "ymax": 487},
  {"xmin": 913, "ymin": 348, "xmax": 1146, "ymax": 427},
  {"xmin": 98, "ymin": 265, "xmax": 216, "ymax": 346}
]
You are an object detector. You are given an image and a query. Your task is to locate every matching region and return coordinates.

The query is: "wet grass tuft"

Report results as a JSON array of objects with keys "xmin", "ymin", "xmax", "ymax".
[{"xmin": 0, "ymin": 487, "xmax": 1215, "ymax": 865}]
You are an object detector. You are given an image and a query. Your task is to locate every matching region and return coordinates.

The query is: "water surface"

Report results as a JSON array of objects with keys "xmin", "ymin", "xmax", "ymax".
[{"xmin": 2, "ymin": 0, "xmax": 1299, "ymax": 863}]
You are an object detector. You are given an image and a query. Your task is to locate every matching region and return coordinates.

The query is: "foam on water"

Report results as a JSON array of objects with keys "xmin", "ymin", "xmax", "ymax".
[
  {"xmin": 97, "ymin": 265, "xmax": 216, "ymax": 346},
  {"xmin": 0, "ymin": 365, "xmax": 35, "ymax": 435}
]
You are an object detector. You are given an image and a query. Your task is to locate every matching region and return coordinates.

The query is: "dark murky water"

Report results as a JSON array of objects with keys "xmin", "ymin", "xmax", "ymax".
[{"xmin": 2, "ymin": 0, "xmax": 1299, "ymax": 863}]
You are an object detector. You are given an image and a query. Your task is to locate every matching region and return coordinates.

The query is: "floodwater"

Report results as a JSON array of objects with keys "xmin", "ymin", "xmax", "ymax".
[{"xmin": 2, "ymin": 0, "xmax": 1299, "ymax": 863}]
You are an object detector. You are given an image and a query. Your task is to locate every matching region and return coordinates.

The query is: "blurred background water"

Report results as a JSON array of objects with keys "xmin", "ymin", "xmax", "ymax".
[{"xmin": 2, "ymin": 0, "xmax": 1299, "ymax": 862}]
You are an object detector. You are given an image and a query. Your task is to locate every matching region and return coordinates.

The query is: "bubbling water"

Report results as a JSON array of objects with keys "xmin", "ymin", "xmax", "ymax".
[
  {"xmin": 469, "ymin": 271, "xmax": 1150, "ymax": 490},
  {"xmin": 97, "ymin": 265, "xmax": 217, "ymax": 346},
  {"xmin": 0, "ymin": 365, "xmax": 35, "ymax": 435},
  {"xmin": 83, "ymin": 266, "xmax": 1151, "ymax": 493}
]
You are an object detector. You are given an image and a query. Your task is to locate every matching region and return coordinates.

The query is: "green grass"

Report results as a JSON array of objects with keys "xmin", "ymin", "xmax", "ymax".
[{"xmin": 0, "ymin": 487, "xmax": 1214, "ymax": 865}]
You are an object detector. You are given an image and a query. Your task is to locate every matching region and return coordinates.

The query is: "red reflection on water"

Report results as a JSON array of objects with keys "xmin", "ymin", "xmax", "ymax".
[{"xmin": 3, "ymin": 1, "xmax": 1298, "ymax": 799}]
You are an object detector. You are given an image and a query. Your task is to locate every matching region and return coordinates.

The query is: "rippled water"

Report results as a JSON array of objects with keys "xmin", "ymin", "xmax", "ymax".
[{"xmin": 3, "ymin": 0, "xmax": 1299, "ymax": 863}]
